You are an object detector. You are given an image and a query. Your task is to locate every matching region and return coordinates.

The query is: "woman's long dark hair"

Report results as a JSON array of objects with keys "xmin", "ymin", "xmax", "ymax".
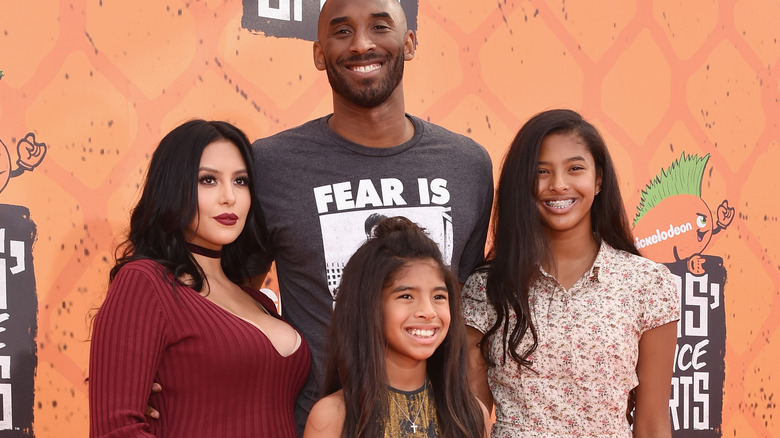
[
  {"xmin": 110, "ymin": 119, "xmax": 270, "ymax": 290},
  {"xmin": 483, "ymin": 108, "xmax": 639, "ymax": 368},
  {"xmin": 322, "ymin": 217, "xmax": 485, "ymax": 437}
]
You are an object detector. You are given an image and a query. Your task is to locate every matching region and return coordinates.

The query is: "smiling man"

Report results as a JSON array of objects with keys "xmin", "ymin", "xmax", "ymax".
[
  {"xmin": 316, "ymin": 0, "xmax": 409, "ymax": 105},
  {"xmin": 250, "ymin": 0, "xmax": 494, "ymax": 433},
  {"xmin": 312, "ymin": 0, "xmax": 414, "ymax": 145}
]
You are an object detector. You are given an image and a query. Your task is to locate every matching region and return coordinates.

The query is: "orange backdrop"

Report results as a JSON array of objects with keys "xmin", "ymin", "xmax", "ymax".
[{"xmin": 1, "ymin": 0, "xmax": 778, "ymax": 436}]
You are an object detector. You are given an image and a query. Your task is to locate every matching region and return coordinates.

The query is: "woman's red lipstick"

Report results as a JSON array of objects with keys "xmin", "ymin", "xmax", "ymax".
[{"xmin": 214, "ymin": 213, "xmax": 238, "ymax": 226}]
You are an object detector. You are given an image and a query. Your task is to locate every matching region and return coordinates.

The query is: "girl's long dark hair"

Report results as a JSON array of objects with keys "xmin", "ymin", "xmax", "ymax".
[
  {"xmin": 110, "ymin": 119, "xmax": 270, "ymax": 290},
  {"xmin": 483, "ymin": 108, "xmax": 639, "ymax": 368},
  {"xmin": 322, "ymin": 217, "xmax": 485, "ymax": 437}
]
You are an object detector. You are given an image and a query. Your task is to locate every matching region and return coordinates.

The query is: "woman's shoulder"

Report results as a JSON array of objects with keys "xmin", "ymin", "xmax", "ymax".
[
  {"xmin": 98, "ymin": 259, "xmax": 178, "ymax": 324},
  {"xmin": 600, "ymin": 244, "xmax": 677, "ymax": 294},
  {"xmin": 118, "ymin": 257, "xmax": 164, "ymax": 271},
  {"xmin": 109, "ymin": 259, "xmax": 185, "ymax": 302},
  {"xmin": 112, "ymin": 258, "xmax": 170, "ymax": 285},
  {"xmin": 462, "ymin": 269, "xmax": 489, "ymax": 301},
  {"xmin": 464, "ymin": 269, "xmax": 489, "ymax": 287},
  {"xmin": 603, "ymin": 244, "xmax": 672, "ymax": 275},
  {"xmin": 304, "ymin": 391, "xmax": 346, "ymax": 438}
]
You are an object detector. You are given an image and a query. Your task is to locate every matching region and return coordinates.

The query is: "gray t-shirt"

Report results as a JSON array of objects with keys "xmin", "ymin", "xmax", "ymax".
[{"xmin": 252, "ymin": 114, "xmax": 493, "ymax": 432}]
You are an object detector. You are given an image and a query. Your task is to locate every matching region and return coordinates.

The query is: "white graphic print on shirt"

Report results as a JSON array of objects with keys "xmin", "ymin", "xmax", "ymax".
[{"xmin": 319, "ymin": 206, "xmax": 453, "ymax": 305}]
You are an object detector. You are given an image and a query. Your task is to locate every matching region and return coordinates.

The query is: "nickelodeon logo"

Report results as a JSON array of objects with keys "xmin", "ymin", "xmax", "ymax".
[
  {"xmin": 634, "ymin": 222, "xmax": 694, "ymax": 250},
  {"xmin": 630, "ymin": 153, "xmax": 734, "ymax": 264}
]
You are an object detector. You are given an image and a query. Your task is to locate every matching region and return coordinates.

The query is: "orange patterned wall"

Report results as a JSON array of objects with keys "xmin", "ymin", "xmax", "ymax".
[{"xmin": 1, "ymin": 0, "xmax": 778, "ymax": 436}]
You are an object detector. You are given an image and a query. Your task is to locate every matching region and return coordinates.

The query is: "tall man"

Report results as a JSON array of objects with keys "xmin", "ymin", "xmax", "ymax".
[{"xmin": 251, "ymin": 0, "xmax": 494, "ymax": 432}]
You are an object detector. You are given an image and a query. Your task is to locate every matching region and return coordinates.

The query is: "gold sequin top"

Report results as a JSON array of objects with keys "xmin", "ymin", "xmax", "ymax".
[{"xmin": 384, "ymin": 380, "xmax": 440, "ymax": 437}]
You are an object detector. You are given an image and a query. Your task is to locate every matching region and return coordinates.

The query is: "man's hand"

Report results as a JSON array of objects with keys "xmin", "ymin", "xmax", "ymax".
[{"xmin": 145, "ymin": 383, "xmax": 162, "ymax": 419}]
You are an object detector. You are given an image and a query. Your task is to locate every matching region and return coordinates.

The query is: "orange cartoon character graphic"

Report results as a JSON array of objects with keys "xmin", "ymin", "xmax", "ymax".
[
  {"xmin": 0, "ymin": 128, "xmax": 46, "ymax": 433},
  {"xmin": 632, "ymin": 152, "xmax": 734, "ymax": 274}
]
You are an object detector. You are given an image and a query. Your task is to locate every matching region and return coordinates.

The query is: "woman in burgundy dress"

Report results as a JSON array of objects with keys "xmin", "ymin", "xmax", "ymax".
[{"xmin": 89, "ymin": 120, "xmax": 310, "ymax": 437}]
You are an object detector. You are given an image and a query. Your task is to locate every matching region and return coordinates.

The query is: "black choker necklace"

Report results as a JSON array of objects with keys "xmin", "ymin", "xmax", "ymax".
[{"xmin": 187, "ymin": 243, "xmax": 222, "ymax": 259}]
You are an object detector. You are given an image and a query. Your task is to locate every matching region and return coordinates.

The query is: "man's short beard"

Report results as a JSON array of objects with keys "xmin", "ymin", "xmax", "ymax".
[{"xmin": 325, "ymin": 52, "xmax": 405, "ymax": 108}]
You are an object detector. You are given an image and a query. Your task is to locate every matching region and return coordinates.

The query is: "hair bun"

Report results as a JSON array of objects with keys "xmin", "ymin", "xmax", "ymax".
[{"xmin": 371, "ymin": 216, "xmax": 423, "ymax": 238}]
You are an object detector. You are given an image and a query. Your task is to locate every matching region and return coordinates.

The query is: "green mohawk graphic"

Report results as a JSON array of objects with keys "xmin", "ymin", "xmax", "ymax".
[{"xmin": 633, "ymin": 152, "xmax": 710, "ymax": 226}]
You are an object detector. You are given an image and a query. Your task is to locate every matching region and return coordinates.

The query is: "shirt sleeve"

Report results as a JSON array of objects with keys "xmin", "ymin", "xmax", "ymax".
[
  {"xmin": 640, "ymin": 261, "xmax": 681, "ymax": 334},
  {"xmin": 456, "ymin": 153, "xmax": 494, "ymax": 284},
  {"xmin": 462, "ymin": 271, "xmax": 491, "ymax": 334},
  {"xmin": 89, "ymin": 263, "xmax": 168, "ymax": 438}
]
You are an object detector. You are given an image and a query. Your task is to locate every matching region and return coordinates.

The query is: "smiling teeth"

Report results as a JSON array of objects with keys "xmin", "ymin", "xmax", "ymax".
[
  {"xmin": 352, "ymin": 64, "xmax": 381, "ymax": 73},
  {"xmin": 408, "ymin": 329, "xmax": 435, "ymax": 337},
  {"xmin": 547, "ymin": 199, "xmax": 574, "ymax": 209}
]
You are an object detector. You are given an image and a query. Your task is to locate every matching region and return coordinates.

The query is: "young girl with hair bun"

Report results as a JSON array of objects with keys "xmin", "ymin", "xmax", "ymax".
[{"xmin": 305, "ymin": 216, "xmax": 489, "ymax": 437}]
